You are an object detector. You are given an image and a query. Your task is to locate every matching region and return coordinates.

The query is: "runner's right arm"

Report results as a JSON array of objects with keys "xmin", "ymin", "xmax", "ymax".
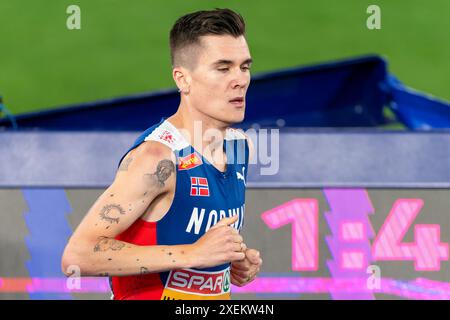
[{"xmin": 61, "ymin": 141, "xmax": 245, "ymax": 277}]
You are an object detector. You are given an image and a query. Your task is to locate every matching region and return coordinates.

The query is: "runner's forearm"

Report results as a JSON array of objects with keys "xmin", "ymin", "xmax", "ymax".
[{"xmin": 62, "ymin": 237, "xmax": 195, "ymax": 277}]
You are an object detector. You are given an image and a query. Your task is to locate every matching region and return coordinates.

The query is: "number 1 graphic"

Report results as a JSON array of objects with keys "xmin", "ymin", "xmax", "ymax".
[{"xmin": 261, "ymin": 199, "xmax": 319, "ymax": 271}]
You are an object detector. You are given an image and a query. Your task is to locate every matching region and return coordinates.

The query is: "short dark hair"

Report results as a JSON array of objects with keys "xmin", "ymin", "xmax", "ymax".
[{"xmin": 169, "ymin": 8, "xmax": 246, "ymax": 67}]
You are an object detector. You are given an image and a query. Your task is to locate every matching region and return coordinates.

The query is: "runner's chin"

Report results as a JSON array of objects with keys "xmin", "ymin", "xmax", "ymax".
[{"xmin": 225, "ymin": 102, "xmax": 245, "ymax": 124}]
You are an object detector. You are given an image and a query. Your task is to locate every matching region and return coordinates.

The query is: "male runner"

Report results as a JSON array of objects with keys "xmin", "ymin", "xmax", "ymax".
[{"xmin": 62, "ymin": 8, "xmax": 262, "ymax": 300}]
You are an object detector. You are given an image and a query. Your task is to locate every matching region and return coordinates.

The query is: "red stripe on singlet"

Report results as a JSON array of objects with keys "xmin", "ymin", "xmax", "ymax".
[{"xmin": 111, "ymin": 219, "xmax": 165, "ymax": 300}]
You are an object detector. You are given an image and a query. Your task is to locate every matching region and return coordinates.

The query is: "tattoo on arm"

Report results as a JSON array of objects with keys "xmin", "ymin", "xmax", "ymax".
[
  {"xmin": 140, "ymin": 267, "xmax": 150, "ymax": 275},
  {"xmin": 93, "ymin": 236, "xmax": 126, "ymax": 252},
  {"xmin": 99, "ymin": 204, "xmax": 126, "ymax": 224},
  {"xmin": 144, "ymin": 159, "xmax": 175, "ymax": 188},
  {"xmin": 118, "ymin": 157, "xmax": 133, "ymax": 171}
]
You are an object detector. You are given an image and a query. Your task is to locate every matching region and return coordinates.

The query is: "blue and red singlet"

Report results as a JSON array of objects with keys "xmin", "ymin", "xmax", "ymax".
[{"xmin": 110, "ymin": 118, "xmax": 249, "ymax": 300}]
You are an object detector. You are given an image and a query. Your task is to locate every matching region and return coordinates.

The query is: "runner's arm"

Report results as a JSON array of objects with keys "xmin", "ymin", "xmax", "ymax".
[{"xmin": 61, "ymin": 141, "xmax": 194, "ymax": 277}]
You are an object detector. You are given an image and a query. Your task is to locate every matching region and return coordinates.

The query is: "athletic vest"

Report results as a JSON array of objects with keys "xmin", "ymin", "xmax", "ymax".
[{"xmin": 111, "ymin": 118, "xmax": 249, "ymax": 300}]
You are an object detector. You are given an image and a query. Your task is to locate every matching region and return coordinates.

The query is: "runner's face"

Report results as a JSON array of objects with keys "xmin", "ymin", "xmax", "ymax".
[{"xmin": 189, "ymin": 35, "xmax": 252, "ymax": 125}]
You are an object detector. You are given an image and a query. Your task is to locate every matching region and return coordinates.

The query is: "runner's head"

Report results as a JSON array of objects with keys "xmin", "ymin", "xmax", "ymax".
[{"xmin": 170, "ymin": 8, "xmax": 252, "ymax": 125}]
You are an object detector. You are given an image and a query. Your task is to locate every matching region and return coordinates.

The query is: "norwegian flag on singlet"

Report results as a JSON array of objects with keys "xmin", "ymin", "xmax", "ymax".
[{"xmin": 190, "ymin": 177, "xmax": 209, "ymax": 197}]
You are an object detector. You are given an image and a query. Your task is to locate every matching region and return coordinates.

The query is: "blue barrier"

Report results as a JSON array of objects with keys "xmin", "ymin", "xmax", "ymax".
[
  {"xmin": 1, "ymin": 55, "xmax": 448, "ymax": 131},
  {"xmin": 387, "ymin": 75, "xmax": 450, "ymax": 129},
  {"xmin": 0, "ymin": 55, "xmax": 392, "ymax": 130}
]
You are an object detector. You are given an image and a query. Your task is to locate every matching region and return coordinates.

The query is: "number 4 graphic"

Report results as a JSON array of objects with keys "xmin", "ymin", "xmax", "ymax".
[{"xmin": 372, "ymin": 199, "xmax": 449, "ymax": 271}]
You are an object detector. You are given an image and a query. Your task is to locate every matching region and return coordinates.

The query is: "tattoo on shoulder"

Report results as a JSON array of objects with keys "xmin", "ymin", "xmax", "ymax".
[
  {"xmin": 99, "ymin": 204, "xmax": 126, "ymax": 224},
  {"xmin": 118, "ymin": 157, "xmax": 133, "ymax": 171},
  {"xmin": 144, "ymin": 159, "xmax": 175, "ymax": 188},
  {"xmin": 93, "ymin": 236, "xmax": 126, "ymax": 252}
]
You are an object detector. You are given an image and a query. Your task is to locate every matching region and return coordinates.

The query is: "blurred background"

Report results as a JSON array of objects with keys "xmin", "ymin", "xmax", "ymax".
[
  {"xmin": 1, "ymin": 0, "xmax": 449, "ymax": 115},
  {"xmin": 0, "ymin": 0, "xmax": 449, "ymax": 300}
]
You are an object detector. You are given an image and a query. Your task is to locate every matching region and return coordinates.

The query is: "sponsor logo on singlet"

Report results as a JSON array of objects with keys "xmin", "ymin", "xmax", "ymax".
[
  {"xmin": 178, "ymin": 152, "xmax": 203, "ymax": 170},
  {"xmin": 158, "ymin": 130, "xmax": 175, "ymax": 144},
  {"xmin": 236, "ymin": 167, "xmax": 246, "ymax": 186},
  {"xmin": 161, "ymin": 268, "xmax": 231, "ymax": 300}
]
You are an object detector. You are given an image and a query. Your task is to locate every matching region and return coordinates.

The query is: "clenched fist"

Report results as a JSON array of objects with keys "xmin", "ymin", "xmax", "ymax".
[
  {"xmin": 189, "ymin": 215, "xmax": 246, "ymax": 269},
  {"xmin": 230, "ymin": 247, "xmax": 262, "ymax": 287}
]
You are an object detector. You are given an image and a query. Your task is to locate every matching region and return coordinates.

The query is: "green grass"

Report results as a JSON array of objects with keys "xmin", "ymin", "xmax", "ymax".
[{"xmin": 0, "ymin": 0, "xmax": 449, "ymax": 114}]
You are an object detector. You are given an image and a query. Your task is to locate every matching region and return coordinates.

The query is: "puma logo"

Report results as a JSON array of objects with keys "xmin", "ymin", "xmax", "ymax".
[{"xmin": 236, "ymin": 167, "xmax": 246, "ymax": 186}]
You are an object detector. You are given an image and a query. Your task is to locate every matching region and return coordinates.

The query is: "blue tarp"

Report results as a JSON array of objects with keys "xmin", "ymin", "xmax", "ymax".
[
  {"xmin": 0, "ymin": 55, "xmax": 449, "ymax": 130},
  {"xmin": 387, "ymin": 75, "xmax": 450, "ymax": 129}
]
